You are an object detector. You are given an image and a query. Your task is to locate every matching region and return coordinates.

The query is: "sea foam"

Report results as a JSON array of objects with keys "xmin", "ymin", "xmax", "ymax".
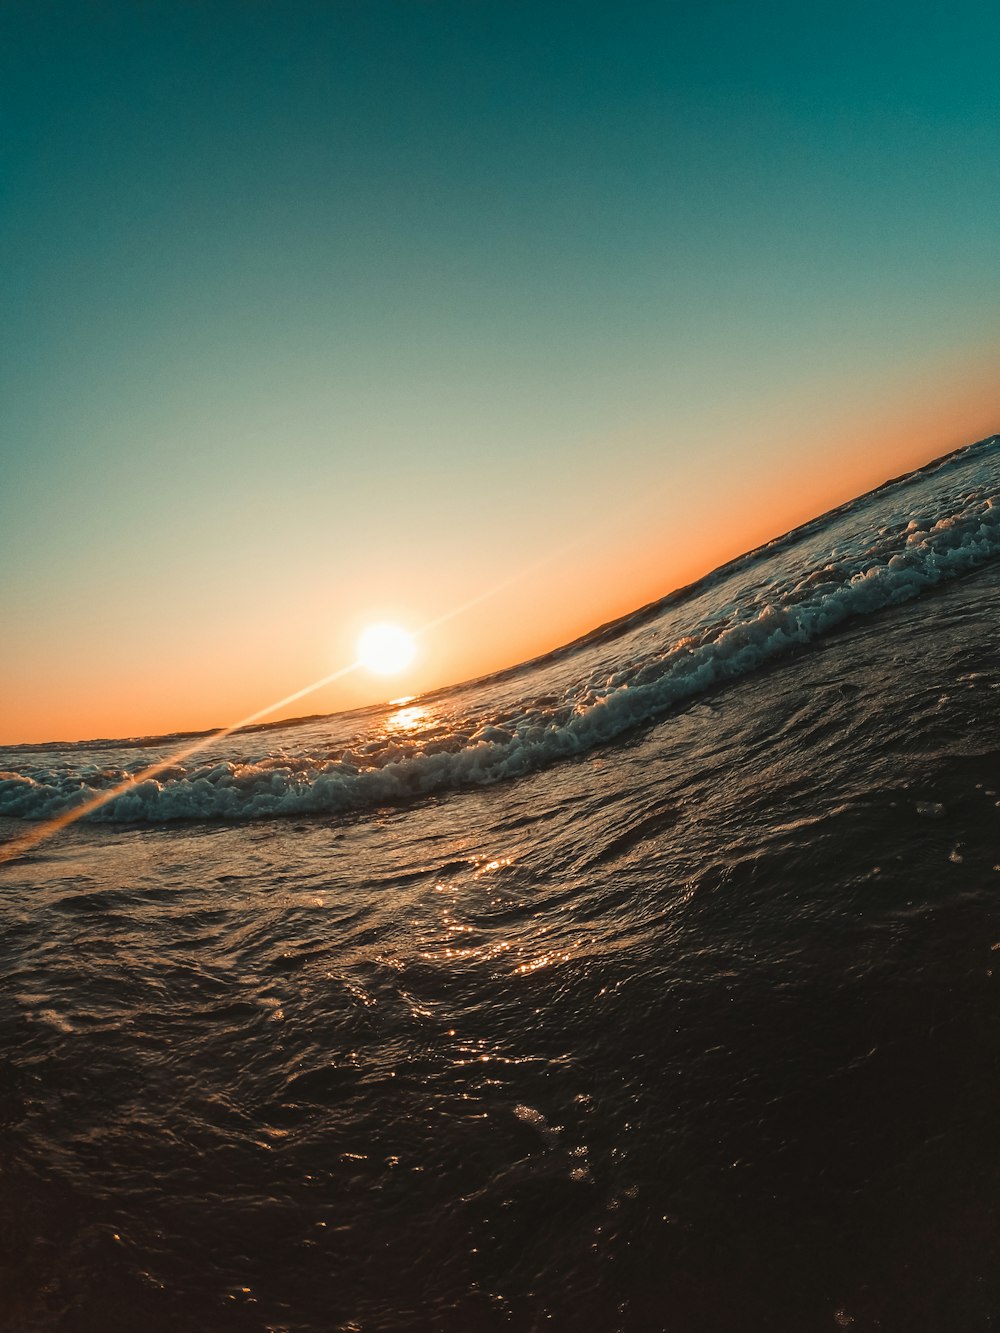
[{"xmin": 1, "ymin": 438, "xmax": 998, "ymax": 824}]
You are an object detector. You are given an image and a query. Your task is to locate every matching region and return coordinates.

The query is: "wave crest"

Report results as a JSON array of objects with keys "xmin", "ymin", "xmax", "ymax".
[{"xmin": 2, "ymin": 442, "xmax": 998, "ymax": 825}]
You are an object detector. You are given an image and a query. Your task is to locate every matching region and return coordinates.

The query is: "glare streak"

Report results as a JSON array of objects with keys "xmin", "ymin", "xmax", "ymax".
[
  {"xmin": 1, "ymin": 525, "xmax": 594, "ymax": 866},
  {"xmin": 0, "ymin": 660, "xmax": 363, "ymax": 866}
]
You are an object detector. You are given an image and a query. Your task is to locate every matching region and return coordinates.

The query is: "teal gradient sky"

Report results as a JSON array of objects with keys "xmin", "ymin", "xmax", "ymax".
[{"xmin": 2, "ymin": 2, "xmax": 998, "ymax": 742}]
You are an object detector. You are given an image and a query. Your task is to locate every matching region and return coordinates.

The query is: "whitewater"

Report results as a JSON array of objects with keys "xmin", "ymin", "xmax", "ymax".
[
  {"xmin": 2, "ymin": 434, "xmax": 998, "ymax": 826},
  {"xmin": 1, "ymin": 434, "xmax": 999, "ymax": 1332}
]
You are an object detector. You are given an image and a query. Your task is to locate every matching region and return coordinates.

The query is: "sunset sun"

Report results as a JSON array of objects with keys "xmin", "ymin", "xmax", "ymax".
[{"xmin": 357, "ymin": 623, "xmax": 416, "ymax": 676}]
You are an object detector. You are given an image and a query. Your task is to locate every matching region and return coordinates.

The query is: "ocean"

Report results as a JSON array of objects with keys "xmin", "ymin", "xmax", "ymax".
[{"xmin": 1, "ymin": 435, "xmax": 999, "ymax": 1332}]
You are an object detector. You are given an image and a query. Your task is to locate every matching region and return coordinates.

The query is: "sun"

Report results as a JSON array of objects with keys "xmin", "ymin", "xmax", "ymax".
[{"xmin": 357, "ymin": 623, "xmax": 417, "ymax": 676}]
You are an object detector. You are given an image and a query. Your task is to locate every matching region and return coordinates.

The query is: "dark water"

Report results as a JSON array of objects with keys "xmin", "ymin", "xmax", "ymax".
[{"xmin": 1, "ymin": 439, "xmax": 1000, "ymax": 1331}]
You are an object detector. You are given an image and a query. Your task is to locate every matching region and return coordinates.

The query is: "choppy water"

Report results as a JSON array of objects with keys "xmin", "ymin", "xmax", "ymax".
[{"xmin": 1, "ymin": 436, "xmax": 999, "ymax": 1331}]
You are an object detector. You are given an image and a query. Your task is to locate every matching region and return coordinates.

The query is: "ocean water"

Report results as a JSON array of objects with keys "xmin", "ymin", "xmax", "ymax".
[{"xmin": 1, "ymin": 435, "xmax": 999, "ymax": 1332}]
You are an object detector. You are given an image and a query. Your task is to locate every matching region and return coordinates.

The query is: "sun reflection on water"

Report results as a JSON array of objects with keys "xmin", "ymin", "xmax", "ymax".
[
  {"xmin": 386, "ymin": 704, "xmax": 431, "ymax": 734},
  {"xmin": 416, "ymin": 848, "xmax": 586, "ymax": 975}
]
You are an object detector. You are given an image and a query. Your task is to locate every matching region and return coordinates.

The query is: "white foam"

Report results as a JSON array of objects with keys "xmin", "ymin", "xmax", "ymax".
[{"xmin": 2, "ymin": 439, "xmax": 998, "ymax": 825}]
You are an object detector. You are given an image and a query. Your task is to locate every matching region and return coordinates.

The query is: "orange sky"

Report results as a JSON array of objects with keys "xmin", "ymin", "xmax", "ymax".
[
  {"xmin": 3, "ymin": 352, "xmax": 995, "ymax": 747},
  {"xmin": 3, "ymin": 5, "xmax": 999, "ymax": 745}
]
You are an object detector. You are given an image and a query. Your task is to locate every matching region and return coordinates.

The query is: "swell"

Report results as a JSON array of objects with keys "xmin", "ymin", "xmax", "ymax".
[
  {"xmin": 417, "ymin": 431, "xmax": 1000, "ymax": 693},
  {"xmin": 1, "ymin": 436, "xmax": 998, "ymax": 826}
]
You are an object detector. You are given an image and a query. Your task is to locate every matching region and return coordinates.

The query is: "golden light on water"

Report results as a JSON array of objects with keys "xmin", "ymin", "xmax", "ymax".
[
  {"xmin": 386, "ymin": 704, "xmax": 430, "ymax": 733},
  {"xmin": 0, "ymin": 544, "xmax": 575, "ymax": 866}
]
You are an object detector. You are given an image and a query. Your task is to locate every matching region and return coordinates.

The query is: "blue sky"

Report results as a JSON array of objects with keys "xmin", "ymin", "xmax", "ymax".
[{"xmin": 2, "ymin": 1, "xmax": 998, "ymax": 740}]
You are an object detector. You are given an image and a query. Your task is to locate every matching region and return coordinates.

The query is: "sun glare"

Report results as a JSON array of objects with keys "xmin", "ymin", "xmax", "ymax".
[{"xmin": 357, "ymin": 623, "xmax": 416, "ymax": 676}]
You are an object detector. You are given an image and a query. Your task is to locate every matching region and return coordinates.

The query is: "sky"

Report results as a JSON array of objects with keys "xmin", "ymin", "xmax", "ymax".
[{"xmin": 2, "ymin": 1, "xmax": 998, "ymax": 744}]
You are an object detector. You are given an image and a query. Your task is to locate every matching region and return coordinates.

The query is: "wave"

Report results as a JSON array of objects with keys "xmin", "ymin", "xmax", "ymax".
[
  {"xmin": 448, "ymin": 430, "xmax": 1000, "ymax": 688},
  {"xmin": 2, "ymin": 436, "xmax": 998, "ymax": 825}
]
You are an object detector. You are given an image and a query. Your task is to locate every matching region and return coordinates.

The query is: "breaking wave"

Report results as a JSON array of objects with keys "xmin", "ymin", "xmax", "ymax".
[{"xmin": 2, "ymin": 436, "xmax": 998, "ymax": 825}]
